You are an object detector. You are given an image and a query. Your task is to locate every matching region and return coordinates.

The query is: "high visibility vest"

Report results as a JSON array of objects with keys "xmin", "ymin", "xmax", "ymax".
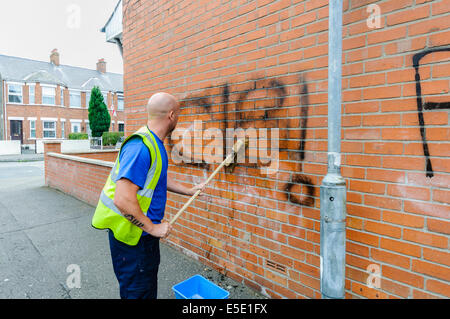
[{"xmin": 91, "ymin": 126, "xmax": 163, "ymax": 246}]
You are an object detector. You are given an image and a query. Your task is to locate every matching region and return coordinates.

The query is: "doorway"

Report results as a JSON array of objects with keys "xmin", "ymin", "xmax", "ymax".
[{"xmin": 10, "ymin": 120, "xmax": 23, "ymax": 143}]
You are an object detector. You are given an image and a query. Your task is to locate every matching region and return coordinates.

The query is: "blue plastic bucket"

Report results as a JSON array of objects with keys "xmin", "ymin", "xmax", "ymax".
[{"xmin": 172, "ymin": 274, "xmax": 230, "ymax": 299}]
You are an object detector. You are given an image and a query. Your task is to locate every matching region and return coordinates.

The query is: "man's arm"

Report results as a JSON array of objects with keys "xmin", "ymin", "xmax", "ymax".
[
  {"xmin": 114, "ymin": 178, "xmax": 171, "ymax": 238},
  {"xmin": 167, "ymin": 178, "xmax": 206, "ymax": 196}
]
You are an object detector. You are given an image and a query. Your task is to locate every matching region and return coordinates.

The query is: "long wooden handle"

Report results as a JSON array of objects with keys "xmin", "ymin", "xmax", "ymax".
[{"xmin": 169, "ymin": 152, "xmax": 234, "ymax": 225}]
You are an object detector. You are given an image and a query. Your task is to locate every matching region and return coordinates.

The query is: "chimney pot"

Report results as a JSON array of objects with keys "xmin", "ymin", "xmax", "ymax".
[
  {"xmin": 97, "ymin": 58, "xmax": 106, "ymax": 73},
  {"xmin": 50, "ymin": 48, "xmax": 60, "ymax": 66}
]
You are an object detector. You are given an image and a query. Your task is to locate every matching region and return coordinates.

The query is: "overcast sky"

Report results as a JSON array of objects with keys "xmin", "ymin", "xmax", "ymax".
[{"xmin": 0, "ymin": 0, "xmax": 123, "ymax": 74}]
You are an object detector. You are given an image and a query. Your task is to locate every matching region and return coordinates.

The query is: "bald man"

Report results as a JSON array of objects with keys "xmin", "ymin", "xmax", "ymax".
[{"xmin": 105, "ymin": 92, "xmax": 205, "ymax": 299}]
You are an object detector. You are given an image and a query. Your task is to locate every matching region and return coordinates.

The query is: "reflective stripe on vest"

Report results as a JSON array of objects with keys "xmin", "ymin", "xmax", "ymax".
[{"xmin": 91, "ymin": 126, "xmax": 162, "ymax": 246}]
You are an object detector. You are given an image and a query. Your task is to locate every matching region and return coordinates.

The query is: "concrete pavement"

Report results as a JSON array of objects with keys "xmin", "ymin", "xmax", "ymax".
[{"xmin": 0, "ymin": 160, "xmax": 264, "ymax": 299}]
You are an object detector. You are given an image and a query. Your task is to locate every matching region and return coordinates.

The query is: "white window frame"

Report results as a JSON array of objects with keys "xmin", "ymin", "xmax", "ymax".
[
  {"xmin": 61, "ymin": 119, "xmax": 66, "ymax": 138},
  {"xmin": 60, "ymin": 87, "xmax": 65, "ymax": 107},
  {"xmin": 42, "ymin": 85, "xmax": 56, "ymax": 105},
  {"xmin": 84, "ymin": 120, "xmax": 91, "ymax": 137},
  {"xmin": 42, "ymin": 119, "xmax": 57, "ymax": 139},
  {"xmin": 117, "ymin": 94, "xmax": 124, "ymax": 111},
  {"xmin": 85, "ymin": 91, "xmax": 91, "ymax": 108},
  {"xmin": 7, "ymin": 82, "xmax": 23, "ymax": 104},
  {"xmin": 29, "ymin": 118, "xmax": 37, "ymax": 139},
  {"xmin": 28, "ymin": 84, "xmax": 35, "ymax": 105},
  {"xmin": 70, "ymin": 119, "xmax": 82, "ymax": 133},
  {"xmin": 69, "ymin": 89, "xmax": 82, "ymax": 108}
]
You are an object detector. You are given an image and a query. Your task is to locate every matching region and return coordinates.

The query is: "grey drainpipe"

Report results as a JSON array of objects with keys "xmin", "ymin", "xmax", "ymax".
[
  {"xmin": 320, "ymin": 0, "xmax": 347, "ymax": 299},
  {"xmin": 0, "ymin": 73, "xmax": 4, "ymax": 140}
]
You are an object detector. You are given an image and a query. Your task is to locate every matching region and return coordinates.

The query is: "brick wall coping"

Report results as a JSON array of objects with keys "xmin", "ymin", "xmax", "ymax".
[
  {"xmin": 63, "ymin": 149, "xmax": 119, "ymax": 155},
  {"xmin": 47, "ymin": 152, "xmax": 114, "ymax": 168}
]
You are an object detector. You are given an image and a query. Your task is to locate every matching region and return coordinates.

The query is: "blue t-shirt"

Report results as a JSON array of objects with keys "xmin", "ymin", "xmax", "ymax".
[{"xmin": 114, "ymin": 130, "xmax": 168, "ymax": 236}]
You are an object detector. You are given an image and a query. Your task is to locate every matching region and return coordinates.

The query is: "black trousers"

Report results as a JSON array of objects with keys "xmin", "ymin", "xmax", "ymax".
[{"xmin": 108, "ymin": 230, "xmax": 160, "ymax": 299}]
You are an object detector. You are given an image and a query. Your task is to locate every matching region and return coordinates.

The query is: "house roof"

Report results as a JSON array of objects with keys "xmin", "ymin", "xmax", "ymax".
[{"xmin": 0, "ymin": 53, "xmax": 123, "ymax": 92}]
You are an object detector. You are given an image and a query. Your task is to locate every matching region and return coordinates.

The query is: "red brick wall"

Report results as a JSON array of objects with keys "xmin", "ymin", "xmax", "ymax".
[
  {"xmin": 44, "ymin": 142, "xmax": 113, "ymax": 206},
  {"xmin": 74, "ymin": 151, "xmax": 119, "ymax": 162},
  {"xmin": 121, "ymin": 0, "xmax": 450, "ymax": 299}
]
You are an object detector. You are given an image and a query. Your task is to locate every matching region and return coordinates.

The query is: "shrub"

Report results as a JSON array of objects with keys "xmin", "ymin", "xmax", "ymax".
[
  {"xmin": 68, "ymin": 133, "xmax": 88, "ymax": 140},
  {"xmin": 102, "ymin": 132, "xmax": 124, "ymax": 146},
  {"xmin": 88, "ymin": 86, "xmax": 110, "ymax": 137}
]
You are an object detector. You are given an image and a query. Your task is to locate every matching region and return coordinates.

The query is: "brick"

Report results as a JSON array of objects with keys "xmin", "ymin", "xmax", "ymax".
[
  {"xmin": 404, "ymin": 200, "xmax": 450, "ymax": 219},
  {"xmin": 382, "ymin": 210, "xmax": 425, "ymax": 228},
  {"xmin": 383, "ymin": 265, "xmax": 424, "ymax": 288},
  {"xmin": 427, "ymin": 218, "xmax": 450, "ymax": 235},
  {"xmin": 412, "ymin": 259, "xmax": 450, "ymax": 282},
  {"xmin": 366, "ymin": 169, "xmax": 405, "ymax": 183},
  {"xmin": 423, "ymin": 247, "xmax": 450, "ymax": 267},
  {"xmin": 403, "ymin": 229, "xmax": 448, "ymax": 249},
  {"xmin": 387, "ymin": 184, "xmax": 430, "ymax": 201},
  {"xmin": 386, "ymin": 5, "xmax": 430, "ymax": 26},
  {"xmin": 365, "ymin": 220, "xmax": 402, "ymax": 239},
  {"xmin": 433, "ymin": 189, "xmax": 450, "ymax": 204},
  {"xmin": 426, "ymin": 279, "xmax": 450, "ymax": 298},
  {"xmin": 380, "ymin": 238, "xmax": 421, "ymax": 257},
  {"xmin": 371, "ymin": 248, "xmax": 411, "ymax": 269},
  {"xmin": 347, "ymin": 229, "xmax": 380, "ymax": 247},
  {"xmin": 350, "ymin": 180, "xmax": 386, "ymax": 194},
  {"xmin": 364, "ymin": 194, "xmax": 402, "ymax": 211},
  {"xmin": 409, "ymin": 15, "xmax": 450, "ymax": 36}
]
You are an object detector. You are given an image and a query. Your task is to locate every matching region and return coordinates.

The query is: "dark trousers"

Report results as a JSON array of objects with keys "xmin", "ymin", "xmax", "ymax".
[{"xmin": 108, "ymin": 230, "xmax": 160, "ymax": 299}]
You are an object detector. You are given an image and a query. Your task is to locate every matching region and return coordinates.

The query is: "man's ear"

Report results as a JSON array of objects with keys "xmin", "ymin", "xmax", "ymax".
[{"xmin": 168, "ymin": 110, "xmax": 175, "ymax": 120}]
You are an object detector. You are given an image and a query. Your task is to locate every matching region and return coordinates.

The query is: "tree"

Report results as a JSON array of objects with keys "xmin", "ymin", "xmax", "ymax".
[{"xmin": 88, "ymin": 86, "xmax": 110, "ymax": 137}]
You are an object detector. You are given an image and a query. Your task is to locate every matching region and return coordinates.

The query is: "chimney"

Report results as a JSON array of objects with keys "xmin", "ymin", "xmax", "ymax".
[
  {"xmin": 96, "ymin": 58, "xmax": 106, "ymax": 73},
  {"xmin": 50, "ymin": 48, "xmax": 60, "ymax": 66}
]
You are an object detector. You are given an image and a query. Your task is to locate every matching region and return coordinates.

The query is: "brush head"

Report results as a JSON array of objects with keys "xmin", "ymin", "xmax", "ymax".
[
  {"xmin": 224, "ymin": 138, "xmax": 246, "ymax": 166},
  {"xmin": 232, "ymin": 139, "xmax": 245, "ymax": 154}
]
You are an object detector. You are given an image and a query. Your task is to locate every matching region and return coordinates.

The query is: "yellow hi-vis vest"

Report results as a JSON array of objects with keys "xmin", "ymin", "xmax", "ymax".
[{"xmin": 91, "ymin": 126, "xmax": 163, "ymax": 246}]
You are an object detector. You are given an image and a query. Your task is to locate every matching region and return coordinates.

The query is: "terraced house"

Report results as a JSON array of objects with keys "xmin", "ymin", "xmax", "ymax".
[{"xmin": 0, "ymin": 49, "xmax": 124, "ymax": 149}]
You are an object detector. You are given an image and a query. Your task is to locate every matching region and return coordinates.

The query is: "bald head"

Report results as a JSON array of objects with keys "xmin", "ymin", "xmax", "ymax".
[{"xmin": 146, "ymin": 92, "xmax": 179, "ymax": 120}]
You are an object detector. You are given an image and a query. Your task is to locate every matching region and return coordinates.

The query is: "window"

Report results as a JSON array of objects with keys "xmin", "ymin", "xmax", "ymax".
[
  {"xmin": 71, "ymin": 122, "xmax": 81, "ymax": 133},
  {"xmin": 8, "ymin": 83, "xmax": 23, "ymax": 103},
  {"xmin": 85, "ymin": 122, "xmax": 91, "ymax": 136},
  {"xmin": 42, "ymin": 86, "xmax": 56, "ymax": 105},
  {"xmin": 29, "ymin": 85, "xmax": 35, "ymax": 104},
  {"xmin": 86, "ymin": 91, "xmax": 91, "ymax": 108},
  {"xmin": 30, "ymin": 120, "xmax": 36, "ymax": 138},
  {"xmin": 61, "ymin": 121, "xmax": 65, "ymax": 138},
  {"xmin": 60, "ymin": 88, "xmax": 65, "ymax": 106},
  {"xmin": 118, "ymin": 95, "xmax": 124, "ymax": 110},
  {"xmin": 70, "ymin": 91, "xmax": 81, "ymax": 108},
  {"xmin": 43, "ymin": 121, "xmax": 56, "ymax": 138},
  {"xmin": 118, "ymin": 123, "xmax": 124, "ymax": 132}
]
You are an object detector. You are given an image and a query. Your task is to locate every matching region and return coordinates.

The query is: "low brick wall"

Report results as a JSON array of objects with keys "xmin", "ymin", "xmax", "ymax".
[
  {"xmin": 44, "ymin": 141, "xmax": 114, "ymax": 206},
  {"xmin": 69, "ymin": 150, "xmax": 119, "ymax": 162}
]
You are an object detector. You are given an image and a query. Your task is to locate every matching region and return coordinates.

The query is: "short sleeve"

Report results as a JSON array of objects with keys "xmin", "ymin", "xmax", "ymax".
[{"xmin": 115, "ymin": 136, "xmax": 151, "ymax": 189}]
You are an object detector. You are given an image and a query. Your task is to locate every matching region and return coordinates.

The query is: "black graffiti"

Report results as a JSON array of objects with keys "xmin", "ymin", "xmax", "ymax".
[
  {"xmin": 168, "ymin": 75, "xmax": 314, "ymax": 207},
  {"xmin": 413, "ymin": 47, "xmax": 450, "ymax": 178}
]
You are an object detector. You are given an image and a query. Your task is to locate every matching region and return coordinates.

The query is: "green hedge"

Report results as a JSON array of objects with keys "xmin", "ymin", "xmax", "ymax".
[
  {"xmin": 102, "ymin": 132, "xmax": 124, "ymax": 146},
  {"xmin": 68, "ymin": 133, "xmax": 88, "ymax": 140}
]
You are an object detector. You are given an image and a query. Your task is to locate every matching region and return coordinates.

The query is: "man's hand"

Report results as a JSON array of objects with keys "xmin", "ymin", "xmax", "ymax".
[
  {"xmin": 147, "ymin": 221, "xmax": 172, "ymax": 238},
  {"xmin": 168, "ymin": 178, "xmax": 208, "ymax": 198},
  {"xmin": 189, "ymin": 182, "xmax": 207, "ymax": 196}
]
